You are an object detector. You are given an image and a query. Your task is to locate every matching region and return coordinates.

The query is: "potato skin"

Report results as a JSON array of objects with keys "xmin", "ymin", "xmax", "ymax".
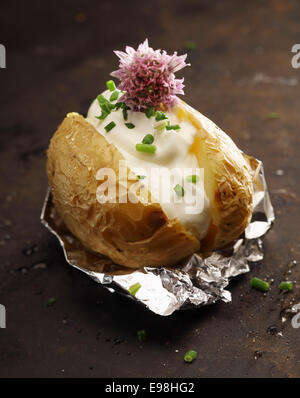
[{"xmin": 47, "ymin": 114, "xmax": 200, "ymax": 269}]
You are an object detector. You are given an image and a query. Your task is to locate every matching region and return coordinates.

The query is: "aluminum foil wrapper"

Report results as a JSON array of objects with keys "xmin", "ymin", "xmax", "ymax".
[{"xmin": 41, "ymin": 156, "xmax": 274, "ymax": 316}]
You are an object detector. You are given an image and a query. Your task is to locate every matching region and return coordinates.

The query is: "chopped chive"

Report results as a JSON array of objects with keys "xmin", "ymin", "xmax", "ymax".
[
  {"xmin": 95, "ymin": 111, "xmax": 109, "ymax": 121},
  {"xmin": 104, "ymin": 121, "xmax": 116, "ymax": 132},
  {"xmin": 47, "ymin": 297, "xmax": 56, "ymax": 306},
  {"xmin": 96, "ymin": 94, "xmax": 115, "ymax": 120},
  {"xmin": 279, "ymin": 281, "xmax": 293, "ymax": 291},
  {"xmin": 97, "ymin": 94, "xmax": 107, "ymax": 104},
  {"xmin": 174, "ymin": 184, "xmax": 185, "ymax": 197},
  {"xmin": 155, "ymin": 110, "xmax": 168, "ymax": 121},
  {"xmin": 115, "ymin": 102, "xmax": 124, "ymax": 110},
  {"xmin": 184, "ymin": 40, "xmax": 196, "ymax": 50},
  {"xmin": 129, "ymin": 282, "xmax": 141, "ymax": 296},
  {"xmin": 137, "ymin": 329, "xmax": 147, "ymax": 342},
  {"xmin": 125, "ymin": 122, "xmax": 135, "ymax": 129},
  {"xmin": 184, "ymin": 350, "xmax": 197, "ymax": 363},
  {"xmin": 250, "ymin": 277, "xmax": 270, "ymax": 292},
  {"xmin": 154, "ymin": 120, "xmax": 168, "ymax": 131},
  {"xmin": 145, "ymin": 107, "xmax": 155, "ymax": 118},
  {"xmin": 142, "ymin": 134, "xmax": 154, "ymax": 144},
  {"xmin": 136, "ymin": 144, "xmax": 156, "ymax": 154},
  {"xmin": 186, "ymin": 175, "xmax": 199, "ymax": 183},
  {"xmin": 122, "ymin": 105, "xmax": 130, "ymax": 121},
  {"xmin": 268, "ymin": 112, "xmax": 279, "ymax": 119},
  {"xmin": 137, "ymin": 175, "xmax": 146, "ymax": 180},
  {"xmin": 166, "ymin": 124, "xmax": 181, "ymax": 130},
  {"xmin": 106, "ymin": 80, "xmax": 116, "ymax": 91},
  {"xmin": 109, "ymin": 90, "xmax": 119, "ymax": 102}
]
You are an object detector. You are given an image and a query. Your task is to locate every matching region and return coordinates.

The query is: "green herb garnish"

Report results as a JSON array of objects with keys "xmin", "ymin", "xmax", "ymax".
[
  {"xmin": 137, "ymin": 175, "xmax": 146, "ymax": 180},
  {"xmin": 136, "ymin": 144, "xmax": 156, "ymax": 154},
  {"xmin": 250, "ymin": 277, "xmax": 270, "ymax": 292},
  {"xmin": 174, "ymin": 184, "xmax": 185, "ymax": 197},
  {"xmin": 47, "ymin": 297, "xmax": 57, "ymax": 306},
  {"xmin": 129, "ymin": 282, "xmax": 141, "ymax": 296},
  {"xmin": 106, "ymin": 80, "xmax": 116, "ymax": 92},
  {"xmin": 96, "ymin": 94, "xmax": 115, "ymax": 120},
  {"xmin": 184, "ymin": 350, "xmax": 197, "ymax": 363},
  {"xmin": 109, "ymin": 90, "xmax": 119, "ymax": 102},
  {"xmin": 184, "ymin": 40, "xmax": 196, "ymax": 50},
  {"xmin": 137, "ymin": 329, "xmax": 147, "ymax": 342},
  {"xmin": 268, "ymin": 112, "xmax": 279, "ymax": 119},
  {"xmin": 154, "ymin": 120, "xmax": 168, "ymax": 131},
  {"xmin": 125, "ymin": 122, "xmax": 135, "ymax": 129},
  {"xmin": 166, "ymin": 124, "xmax": 181, "ymax": 130},
  {"xmin": 142, "ymin": 134, "xmax": 154, "ymax": 144},
  {"xmin": 279, "ymin": 281, "xmax": 293, "ymax": 291},
  {"xmin": 104, "ymin": 121, "xmax": 116, "ymax": 132},
  {"xmin": 122, "ymin": 105, "xmax": 130, "ymax": 121},
  {"xmin": 186, "ymin": 175, "xmax": 199, "ymax": 183},
  {"xmin": 145, "ymin": 107, "xmax": 155, "ymax": 118},
  {"xmin": 155, "ymin": 111, "xmax": 168, "ymax": 121}
]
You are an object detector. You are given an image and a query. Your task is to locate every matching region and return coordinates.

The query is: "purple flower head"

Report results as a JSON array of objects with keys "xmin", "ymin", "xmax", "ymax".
[{"xmin": 110, "ymin": 39, "xmax": 190, "ymax": 111}]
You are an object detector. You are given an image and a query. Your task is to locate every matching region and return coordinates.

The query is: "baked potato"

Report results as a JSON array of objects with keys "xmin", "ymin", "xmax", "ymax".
[
  {"xmin": 47, "ymin": 98, "xmax": 253, "ymax": 269},
  {"xmin": 46, "ymin": 40, "xmax": 253, "ymax": 269}
]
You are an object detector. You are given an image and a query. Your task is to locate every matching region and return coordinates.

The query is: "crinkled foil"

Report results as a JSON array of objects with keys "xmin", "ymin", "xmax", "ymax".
[{"xmin": 41, "ymin": 157, "xmax": 274, "ymax": 316}]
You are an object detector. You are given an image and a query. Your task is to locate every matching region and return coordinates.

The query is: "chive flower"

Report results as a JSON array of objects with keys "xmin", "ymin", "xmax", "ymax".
[{"xmin": 110, "ymin": 39, "xmax": 190, "ymax": 111}]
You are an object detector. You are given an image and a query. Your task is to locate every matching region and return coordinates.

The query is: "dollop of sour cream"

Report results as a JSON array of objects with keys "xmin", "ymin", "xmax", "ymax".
[{"xmin": 86, "ymin": 90, "xmax": 210, "ymax": 240}]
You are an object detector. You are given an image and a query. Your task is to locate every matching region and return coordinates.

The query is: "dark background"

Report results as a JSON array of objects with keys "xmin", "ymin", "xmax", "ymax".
[{"xmin": 0, "ymin": 0, "xmax": 300, "ymax": 378}]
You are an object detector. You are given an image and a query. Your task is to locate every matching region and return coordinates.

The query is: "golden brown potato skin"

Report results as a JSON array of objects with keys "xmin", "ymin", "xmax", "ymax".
[
  {"xmin": 47, "ymin": 114, "xmax": 200, "ymax": 268},
  {"xmin": 47, "ymin": 105, "xmax": 253, "ymax": 268}
]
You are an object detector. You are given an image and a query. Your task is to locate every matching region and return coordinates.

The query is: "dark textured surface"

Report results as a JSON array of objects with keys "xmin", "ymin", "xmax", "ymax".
[{"xmin": 0, "ymin": 0, "xmax": 300, "ymax": 378}]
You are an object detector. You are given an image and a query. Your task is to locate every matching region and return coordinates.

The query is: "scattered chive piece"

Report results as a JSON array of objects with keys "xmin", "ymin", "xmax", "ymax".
[
  {"xmin": 142, "ymin": 134, "xmax": 154, "ymax": 144},
  {"xmin": 250, "ymin": 277, "xmax": 270, "ymax": 292},
  {"xmin": 47, "ymin": 297, "xmax": 56, "ymax": 306},
  {"xmin": 166, "ymin": 124, "xmax": 181, "ymax": 130},
  {"xmin": 145, "ymin": 107, "xmax": 155, "ymax": 118},
  {"xmin": 97, "ymin": 94, "xmax": 106, "ymax": 104},
  {"xmin": 104, "ymin": 121, "xmax": 116, "ymax": 132},
  {"xmin": 137, "ymin": 175, "xmax": 146, "ymax": 180},
  {"xmin": 115, "ymin": 102, "xmax": 124, "ymax": 110},
  {"xmin": 109, "ymin": 90, "xmax": 119, "ymax": 102},
  {"xmin": 154, "ymin": 120, "xmax": 168, "ymax": 131},
  {"xmin": 96, "ymin": 94, "xmax": 115, "ymax": 120},
  {"xmin": 184, "ymin": 40, "xmax": 196, "ymax": 50},
  {"xmin": 129, "ymin": 282, "xmax": 141, "ymax": 296},
  {"xmin": 125, "ymin": 122, "xmax": 135, "ymax": 129},
  {"xmin": 174, "ymin": 184, "xmax": 185, "ymax": 197},
  {"xmin": 279, "ymin": 281, "xmax": 293, "ymax": 291},
  {"xmin": 155, "ymin": 111, "xmax": 168, "ymax": 121},
  {"xmin": 184, "ymin": 350, "xmax": 197, "ymax": 363},
  {"xmin": 136, "ymin": 144, "xmax": 156, "ymax": 154},
  {"xmin": 186, "ymin": 175, "xmax": 199, "ymax": 183},
  {"xmin": 137, "ymin": 329, "xmax": 147, "ymax": 342},
  {"xmin": 268, "ymin": 112, "xmax": 279, "ymax": 119},
  {"xmin": 106, "ymin": 80, "xmax": 116, "ymax": 91},
  {"xmin": 122, "ymin": 105, "xmax": 130, "ymax": 121}
]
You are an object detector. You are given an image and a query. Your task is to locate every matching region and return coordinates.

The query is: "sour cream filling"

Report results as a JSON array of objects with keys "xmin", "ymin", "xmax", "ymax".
[{"xmin": 86, "ymin": 90, "xmax": 210, "ymax": 240}]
